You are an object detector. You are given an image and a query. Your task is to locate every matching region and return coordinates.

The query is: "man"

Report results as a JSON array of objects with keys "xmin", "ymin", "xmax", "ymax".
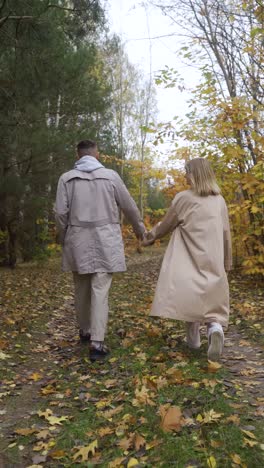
[{"xmin": 55, "ymin": 140, "xmax": 145, "ymax": 362}]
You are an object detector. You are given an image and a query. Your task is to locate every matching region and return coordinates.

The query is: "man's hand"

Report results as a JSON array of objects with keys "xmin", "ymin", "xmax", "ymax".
[{"xmin": 136, "ymin": 229, "xmax": 148, "ymax": 241}]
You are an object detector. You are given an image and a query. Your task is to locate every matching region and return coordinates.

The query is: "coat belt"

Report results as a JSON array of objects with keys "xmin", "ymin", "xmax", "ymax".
[{"xmin": 68, "ymin": 219, "xmax": 120, "ymax": 228}]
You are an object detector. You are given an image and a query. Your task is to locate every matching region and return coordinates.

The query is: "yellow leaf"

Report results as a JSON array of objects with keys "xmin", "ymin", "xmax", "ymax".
[
  {"xmin": 241, "ymin": 430, "xmax": 257, "ymax": 439},
  {"xmin": 95, "ymin": 399, "xmax": 111, "ymax": 409},
  {"xmin": 207, "ymin": 455, "xmax": 217, "ymax": 468},
  {"xmin": 33, "ymin": 441, "xmax": 50, "ymax": 452},
  {"xmin": 251, "ymin": 206, "xmax": 261, "ymax": 213},
  {"xmin": 230, "ymin": 453, "xmax": 242, "ymax": 465},
  {"xmin": 202, "ymin": 409, "xmax": 223, "ymax": 424},
  {"xmin": 41, "ymin": 385, "xmax": 57, "ymax": 395},
  {"xmin": 0, "ymin": 351, "xmax": 11, "ymax": 360},
  {"xmin": 37, "ymin": 409, "xmax": 53, "ymax": 419},
  {"xmin": 29, "ymin": 373, "xmax": 43, "ymax": 382},
  {"xmin": 146, "ymin": 438, "xmax": 162, "ymax": 450},
  {"xmin": 243, "ymin": 438, "xmax": 258, "ymax": 447},
  {"xmin": 127, "ymin": 458, "xmax": 139, "ymax": 468},
  {"xmin": 73, "ymin": 440, "xmax": 98, "ymax": 462},
  {"xmin": 208, "ymin": 361, "xmax": 222, "ymax": 372},
  {"xmin": 108, "ymin": 457, "xmax": 125, "ymax": 468},
  {"xmin": 132, "ymin": 385, "xmax": 156, "ymax": 407},
  {"xmin": 46, "ymin": 415, "xmax": 69, "ymax": 426},
  {"xmin": 49, "ymin": 449, "xmax": 66, "ymax": 460},
  {"xmin": 196, "ymin": 414, "xmax": 203, "ymax": 422},
  {"xmin": 26, "ymin": 465, "xmax": 43, "ymax": 468},
  {"xmin": 210, "ymin": 440, "xmax": 223, "ymax": 448}
]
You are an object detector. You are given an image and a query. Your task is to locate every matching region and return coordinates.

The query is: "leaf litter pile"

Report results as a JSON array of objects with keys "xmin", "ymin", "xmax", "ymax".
[{"xmin": 0, "ymin": 247, "xmax": 263, "ymax": 467}]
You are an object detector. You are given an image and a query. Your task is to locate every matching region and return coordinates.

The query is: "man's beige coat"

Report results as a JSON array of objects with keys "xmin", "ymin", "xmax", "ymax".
[
  {"xmin": 55, "ymin": 163, "xmax": 144, "ymax": 274},
  {"xmin": 147, "ymin": 190, "xmax": 232, "ymax": 327}
]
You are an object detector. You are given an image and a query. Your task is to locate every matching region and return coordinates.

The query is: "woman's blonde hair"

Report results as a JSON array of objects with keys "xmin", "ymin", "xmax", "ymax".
[{"xmin": 185, "ymin": 158, "xmax": 221, "ymax": 196}]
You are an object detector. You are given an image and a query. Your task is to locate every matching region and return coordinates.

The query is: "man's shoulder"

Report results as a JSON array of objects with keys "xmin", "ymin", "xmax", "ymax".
[
  {"xmin": 97, "ymin": 168, "xmax": 122, "ymax": 183},
  {"xmin": 59, "ymin": 168, "xmax": 121, "ymax": 183},
  {"xmin": 59, "ymin": 169, "xmax": 80, "ymax": 183}
]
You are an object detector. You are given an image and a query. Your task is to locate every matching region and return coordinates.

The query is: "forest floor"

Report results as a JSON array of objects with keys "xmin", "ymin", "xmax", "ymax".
[{"xmin": 0, "ymin": 245, "xmax": 263, "ymax": 468}]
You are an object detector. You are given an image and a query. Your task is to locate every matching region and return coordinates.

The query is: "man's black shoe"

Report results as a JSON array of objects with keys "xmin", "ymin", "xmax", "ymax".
[
  {"xmin": 89, "ymin": 345, "xmax": 109, "ymax": 362},
  {"xmin": 79, "ymin": 330, "xmax": 91, "ymax": 343}
]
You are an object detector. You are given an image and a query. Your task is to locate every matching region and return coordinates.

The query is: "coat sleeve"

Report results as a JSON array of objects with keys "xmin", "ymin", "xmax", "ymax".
[
  {"xmin": 222, "ymin": 200, "xmax": 232, "ymax": 271},
  {"xmin": 111, "ymin": 172, "xmax": 145, "ymax": 238},
  {"xmin": 54, "ymin": 176, "xmax": 69, "ymax": 244},
  {"xmin": 143, "ymin": 198, "xmax": 179, "ymax": 245}
]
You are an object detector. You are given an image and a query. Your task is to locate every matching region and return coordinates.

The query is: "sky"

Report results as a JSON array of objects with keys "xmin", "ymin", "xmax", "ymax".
[{"xmin": 106, "ymin": 0, "xmax": 201, "ymax": 125}]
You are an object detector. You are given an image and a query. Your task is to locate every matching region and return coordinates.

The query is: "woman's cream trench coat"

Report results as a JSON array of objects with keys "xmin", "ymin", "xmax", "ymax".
[{"xmin": 146, "ymin": 190, "xmax": 232, "ymax": 327}]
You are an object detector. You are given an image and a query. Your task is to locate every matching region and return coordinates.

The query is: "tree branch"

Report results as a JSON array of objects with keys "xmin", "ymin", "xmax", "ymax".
[{"xmin": 0, "ymin": 15, "xmax": 36, "ymax": 26}]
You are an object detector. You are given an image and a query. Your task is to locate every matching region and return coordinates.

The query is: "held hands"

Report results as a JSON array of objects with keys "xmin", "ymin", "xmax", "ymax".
[{"xmin": 142, "ymin": 230, "xmax": 155, "ymax": 247}]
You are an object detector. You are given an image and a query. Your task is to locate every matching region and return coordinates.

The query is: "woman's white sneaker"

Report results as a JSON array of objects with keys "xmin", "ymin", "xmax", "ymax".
[{"xmin": 208, "ymin": 330, "xmax": 223, "ymax": 361}]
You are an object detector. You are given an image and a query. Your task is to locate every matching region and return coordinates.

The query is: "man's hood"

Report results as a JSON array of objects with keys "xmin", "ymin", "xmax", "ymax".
[{"xmin": 74, "ymin": 155, "xmax": 103, "ymax": 172}]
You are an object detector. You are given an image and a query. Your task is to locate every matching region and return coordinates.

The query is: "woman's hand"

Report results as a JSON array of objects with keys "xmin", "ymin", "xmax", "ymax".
[{"xmin": 142, "ymin": 231, "xmax": 155, "ymax": 247}]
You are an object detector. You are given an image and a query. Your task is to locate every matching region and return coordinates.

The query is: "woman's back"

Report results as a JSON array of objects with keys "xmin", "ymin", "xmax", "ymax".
[{"xmin": 175, "ymin": 190, "xmax": 227, "ymax": 275}]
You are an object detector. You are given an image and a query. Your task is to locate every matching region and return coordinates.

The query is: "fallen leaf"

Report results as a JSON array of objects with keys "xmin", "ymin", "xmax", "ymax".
[
  {"xmin": 210, "ymin": 440, "xmax": 223, "ymax": 448},
  {"xmin": 103, "ymin": 404, "xmax": 124, "ymax": 419},
  {"xmin": 243, "ymin": 438, "xmax": 258, "ymax": 447},
  {"xmin": 229, "ymin": 403, "xmax": 245, "ymax": 409},
  {"xmin": 0, "ymin": 351, "xmax": 11, "ymax": 360},
  {"xmin": 104, "ymin": 379, "xmax": 118, "ymax": 389},
  {"xmin": 72, "ymin": 440, "xmax": 98, "ymax": 462},
  {"xmin": 146, "ymin": 438, "xmax": 162, "ymax": 450},
  {"xmin": 26, "ymin": 465, "xmax": 43, "ymax": 468},
  {"xmin": 15, "ymin": 428, "xmax": 36, "ymax": 436},
  {"xmin": 165, "ymin": 367, "xmax": 184, "ymax": 383},
  {"xmin": 207, "ymin": 455, "xmax": 217, "ymax": 468},
  {"xmin": 240, "ymin": 369, "xmax": 255, "ymax": 376},
  {"xmin": 225, "ymin": 415, "xmax": 240, "ymax": 425},
  {"xmin": 202, "ymin": 409, "xmax": 223, "ymax": 424},
  {"xmin": 208, "ymin": 361, "xmax": 222, "ymax": 372},
  {"xmin": 132, "ymin": 386, "xmax": 155, "ymax": 407},
  {"xmin": 241, "ymin": 430, "xmax": 257, "ymax": 439},
  {"xmin": 127, "ymin": 458, "xmax": 139, "ymax": 468},
  {"xmin": 48, "ymin": 449, "xmax": 66, "ymax": 459},
  {"xmin": 29, "ymin": 372, "xmax": 43, "ymax": 382},
  {"xmin": 98, "ymin": 427, "xmax": 114, "ymax": 437},
  {"xmin": 160, "ymin": 405, "xmax": 183, "ymax": 432},
  {"xmin": 37, "ymin": 408, "xmax": 53, "ymax": 419},
  {"xmin": 134, "ymin": 433, "xmax": 146, "ymax": 451},
  {"xmin": 230, "ymin": 453, "xmax": 242, "ymax": 465},
  {"xmin": 46, "ymin": 415, "xmax": 69, "ymax": 426},
  {"xmin": 118, "ymin": 434, "xmax": 134, "ymax": 451},
  {"xmin": 8, "ymin": 443, "xmax": 17, "ymax": 448},
  {"xmin": 35, "ymin": 429, "xmax": 50, "ymax": 440},
  {"xmin": 108, "ymin": 457, "xmax": 125, "ymax": 468}
]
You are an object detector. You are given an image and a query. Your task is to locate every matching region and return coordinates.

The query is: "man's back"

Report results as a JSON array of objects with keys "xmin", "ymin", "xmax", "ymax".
[
  {"xmin": 59, "ymin": 168, "xmax": 121, "ymax": 228},
  {"xmin": 55, "ymin": 158, "xmax": 144, "ymax": 274}
]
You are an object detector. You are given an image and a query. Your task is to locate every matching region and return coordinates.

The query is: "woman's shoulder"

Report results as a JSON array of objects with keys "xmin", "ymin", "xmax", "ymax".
[{"xmin": 173, "ymin": 189, "xmax": 192, "ymax": 202}]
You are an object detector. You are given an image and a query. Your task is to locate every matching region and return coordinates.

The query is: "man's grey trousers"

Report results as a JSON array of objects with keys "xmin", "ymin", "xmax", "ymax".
[{"xmin": 73, "ymin": 272, "xmax": 112, "ymax": 342}]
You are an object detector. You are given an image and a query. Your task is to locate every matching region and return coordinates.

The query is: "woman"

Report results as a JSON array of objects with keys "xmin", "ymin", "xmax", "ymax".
[{"xmin": 143, "ymin": 158, "xmax": 232, "ymax": 361}]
